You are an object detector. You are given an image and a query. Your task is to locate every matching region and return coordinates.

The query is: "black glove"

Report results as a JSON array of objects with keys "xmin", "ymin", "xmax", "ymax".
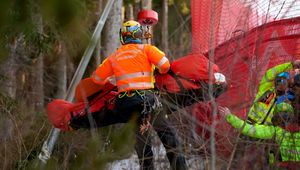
[{"xmin": 154, "ymin": 68, "xmax": 161, "ymax": 75}]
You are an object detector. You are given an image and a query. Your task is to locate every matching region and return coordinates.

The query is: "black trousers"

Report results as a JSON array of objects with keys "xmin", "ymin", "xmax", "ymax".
[{"xmin": 69, "ymin": 90, "xmax": 187, "ymax": 170}]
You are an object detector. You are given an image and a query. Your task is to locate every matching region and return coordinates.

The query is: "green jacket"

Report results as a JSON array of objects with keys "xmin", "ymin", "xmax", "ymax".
[
  {"xmin": 226, "ymin": 114, "xmax": 300, "ymax": 162},
  {"xmin": 248, "ymin": 62, "xmax": 293, "ymax": 125}
]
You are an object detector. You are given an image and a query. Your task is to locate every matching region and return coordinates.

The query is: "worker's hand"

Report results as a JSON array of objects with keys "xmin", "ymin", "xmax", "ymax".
[
  {"xmin": 218, "ymin": 106, "xmax": 231, "ymax": 117},
  {"xmin": 292, "ymin": 60, "xmax": 300, "ymax": 69},
  {"xmin": 153, "ymin": 68, "xmax": 160, "ymax": 75}
]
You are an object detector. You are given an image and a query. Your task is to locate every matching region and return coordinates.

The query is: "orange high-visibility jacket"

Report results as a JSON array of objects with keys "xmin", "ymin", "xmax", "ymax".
[{"xmin": 92, "ymin": 44, "xmax": 170, "ymax": 92}]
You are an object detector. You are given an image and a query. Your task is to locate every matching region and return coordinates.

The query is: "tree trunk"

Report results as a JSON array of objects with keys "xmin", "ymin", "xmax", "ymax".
[
  {"xmin": 102, "ymin": 0, "xmax": 122, "ymax": 57},
  {"xmin": 0, "ymin": 37, "xmax": 22, "ymax": 99},
  {"xmin": 162, "ymin": 0, "xmax": 169, "ymax": 55},
  {"xmin": 133, "ymin": 0, "xmax": 141, "ymax": 20},
  {"xmin": 125, "ymin": 4, "xmax": 134, "ymax": 21},
  {"xmin": 31, "ymin": 51, "xmax": 44, "ymax": 111},
  {"xmin": 31, "ymin": 12, "xmax": 44, "ymax": 111},
  {"xmin": 55, "ymin": 41, "xmax": 67, "ymax": 99},
  {"xmin": 141, "ymin": 0, "xmax": 151, "ymax": 9},
  {"xmin": 141, "ymin": 0, "xmax": 152, "ymax": 44},
  {"xmin": 179, "ymin": 25, "xmax": 184, "ymax": 57}
]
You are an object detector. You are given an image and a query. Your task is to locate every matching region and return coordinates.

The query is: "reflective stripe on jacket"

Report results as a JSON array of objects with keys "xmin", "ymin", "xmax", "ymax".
[
  {"xmin": 226, "ymin": 114, "xmax": 300, "ymax": 162},
  {"xmin": 92, "ymin": 44, "xmax": 170, "ymax": 92},
  {"xmin": 248, "ymin": 62, "xmax": 293, "ymax": 124}
]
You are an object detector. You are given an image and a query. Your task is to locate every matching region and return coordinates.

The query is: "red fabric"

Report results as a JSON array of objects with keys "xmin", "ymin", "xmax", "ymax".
[
  {"xmin": 155, "ymin": 54, "xmax": 220, "ymax": 93},
  {"xmin": 75, "ymin": 78, "xmax": 116, "ymax": 102},
  {"xmin": 47, "ymin": 100, "xmax": 84, "ymax": 131},
  {"xmin": 171, "ymin": 54, "xmax": 220, "ymax": 81},
  {"xmin": 155, "ymin": 74, "xmax": 200, "ymax": 93},
  {"xmin": 47, "ymin": 89, "xmax": 117, "ymax": 131}
]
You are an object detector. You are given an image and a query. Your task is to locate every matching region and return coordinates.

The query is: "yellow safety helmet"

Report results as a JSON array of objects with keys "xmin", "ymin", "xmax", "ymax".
[
  {"xmin": 119, "ymin": 20, "xmax": 143, "ymax": 45},
  {"xmin": 274, "ymin": 102, "xmax": 294, "ymax": 114}
]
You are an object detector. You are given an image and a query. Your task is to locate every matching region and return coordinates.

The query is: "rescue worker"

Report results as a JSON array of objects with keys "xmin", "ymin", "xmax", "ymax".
[
  {"xmin": 219, "ymin": 103, "xmax": 300, "ymax": 169},
  {"xmin": 221, "ymin": 61, "xmax": 299, "ymax": 169},
  {"xmin": 89, "ymin": 20, "xmax": 187, "ymax": 170},
  {"xmin": 247, "ymin": 61, "xmax": 300, "ymax": 125}
]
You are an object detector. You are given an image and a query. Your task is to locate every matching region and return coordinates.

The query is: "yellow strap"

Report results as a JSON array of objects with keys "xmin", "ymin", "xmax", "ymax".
[
  {"xmin": 136, "ymin": 90, "xmax": 146, "ymax": 96},
  {"xmin": 118, "ymin": 91, "xmax": 127, "ymax": 98},
  {"xmin": 118, "ymin": 90, "xmax": 152, "ymax": 98}
]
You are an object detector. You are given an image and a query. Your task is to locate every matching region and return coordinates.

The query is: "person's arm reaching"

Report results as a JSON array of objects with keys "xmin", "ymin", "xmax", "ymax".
[
  {"xmin": 256, "ymin": 62, "xmax": 293, "ymax": 97},
  {"xmin": 260, "ymin": 62, "xmax": 293, "ymax": 84},
  {"xmin": 219, "ymin": 106, "xmax": 276, "ymax": 139}
]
